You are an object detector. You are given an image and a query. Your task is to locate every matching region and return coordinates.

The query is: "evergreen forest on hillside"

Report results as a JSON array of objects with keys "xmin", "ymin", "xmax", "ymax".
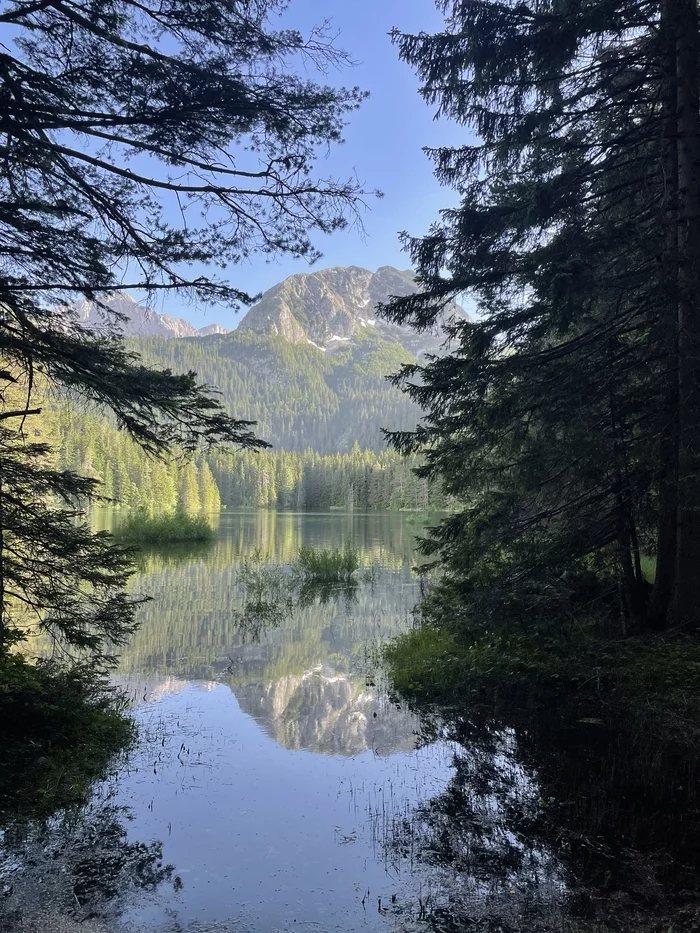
[
  {"xmin": 54, "ymin": 402, "xmax": 449, "ymax": 512},
  {"xmin": 128, "ymin": 328, "xmax": 422, "ymax": 454}
]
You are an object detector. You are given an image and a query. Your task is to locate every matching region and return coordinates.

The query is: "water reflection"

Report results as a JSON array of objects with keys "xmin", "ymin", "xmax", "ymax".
[
  {"xmin": 0, "ymin": 793, "xmax": 178, "ymax": 933},
  {"xmin": 2, "ymin": 512, "xmax": 613, "ymax": 933},
  {"xmin": 235, "ymin": 663, "xmax": 417, "ymax": 757}
]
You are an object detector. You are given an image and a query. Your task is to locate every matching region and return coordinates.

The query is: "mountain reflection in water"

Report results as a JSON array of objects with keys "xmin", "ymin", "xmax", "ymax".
[{"xmin": 4, "ymin": 511, "xmax": 674, "ymax": 933}]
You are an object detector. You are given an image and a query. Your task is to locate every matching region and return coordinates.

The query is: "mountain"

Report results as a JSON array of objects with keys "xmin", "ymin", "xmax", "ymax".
[
  {"xmin": 129, "ymin": 326, "xmax": 422, "ymax": 453},
  {"xmin": 61, "ymin": 265, "xmax": 455, "ymax": 458},
  {"xmin": 70, "ymin": 292, "xmax": 229, "ymax": 339},
  {"xmin": 238, "ymin": 264, "xmax": 466, "ymax": 357}
]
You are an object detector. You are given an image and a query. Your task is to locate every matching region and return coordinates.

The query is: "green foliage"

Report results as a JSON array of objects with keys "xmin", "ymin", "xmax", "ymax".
[
  {"xmin": 114, "ymin": 510, "xmax": 215, "ymax": 546},
  {"xmin": 0, "ymin": 410, "xmax": 140, "ymax": 657},
  {"xmin": 379, "ymin": 0, "xmax": 696, "ymax": 633},
  {"xmin": 0, "ymin": 654, "xmax": 134, "ymax": 821},
  {"xmin": 296, "ymin": 545, "xmax": 360, "ymax": 581},
  {"xmin": 52, "ymin": 401, "xmax": 221, "ymax": 514},
  {"xmin": 53, "ymin": 396, "xmax": 450, "ymax": 513},
  {"xmin": 129, "ymin": 328, "xmax": 422, "ymax": 455},
  {"xmin": 232, "ymin": 551, "xmax": 295, "ymax": 642},
  {"xmin": 211, "ymin": 444, "xmax": 449, "ymax": 512}
]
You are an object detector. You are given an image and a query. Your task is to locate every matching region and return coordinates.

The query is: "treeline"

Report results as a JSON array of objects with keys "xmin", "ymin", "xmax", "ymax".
[
  {"xmin": 52, "ymin": 404, "xmax": 221, "ymax": 514},
  {"xmin": 208, "ymin": 445, "xmax": 450, "ymax": 511},
  {"xmin": 52, "ymin": 405, "xmax": 447, "ymax": 513}
]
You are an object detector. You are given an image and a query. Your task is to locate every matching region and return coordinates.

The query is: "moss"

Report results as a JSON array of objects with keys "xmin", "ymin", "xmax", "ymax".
[{"xmin": 0, "ymin": 654, "xmax": 135, "ymax": 822}]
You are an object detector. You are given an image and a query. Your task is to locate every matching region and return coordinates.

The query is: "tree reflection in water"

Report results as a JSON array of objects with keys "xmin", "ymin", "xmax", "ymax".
[
  {"xmin": 376, "ymin": 695, "xmax": 700, "ymax": 933},
  {"xmin": 0, "ymin": 791, "xmax": 177, "ymax": 932}
]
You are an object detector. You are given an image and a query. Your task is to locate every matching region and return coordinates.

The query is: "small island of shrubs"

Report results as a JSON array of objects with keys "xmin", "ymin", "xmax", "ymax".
[{"xmin": 114, "ymin": 510, "xmax": 215, "ymax": 546}]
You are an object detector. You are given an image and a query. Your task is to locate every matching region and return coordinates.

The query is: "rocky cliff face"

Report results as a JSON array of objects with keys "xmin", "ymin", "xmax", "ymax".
[
  {"xmin": 67, "ymin": 266, "xmax": 466, "ymax": 352},
  {"xmin": 237, "ymin": 265, "xmax": 466, "ymax": 356},
  {"xmin": 70, "ymin": 292, "xmax": 229, "ymax": 339}
]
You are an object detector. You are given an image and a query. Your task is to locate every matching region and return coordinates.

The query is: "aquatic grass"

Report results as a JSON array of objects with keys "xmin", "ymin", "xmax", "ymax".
[
  {"xmin": 114, "ymin": 510, "xmax": 215, "ymax": 546},
  {"xmin": 295, "ymin": 544, "xmax": 360, "ymax": 581},
  {"xmin": 232, "ymin": 553, "xmax": 295, "ymax": 642}
]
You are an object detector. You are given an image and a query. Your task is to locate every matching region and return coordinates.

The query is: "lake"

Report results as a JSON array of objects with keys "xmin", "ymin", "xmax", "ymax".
[
  {"xmin": 14, "ymin": 511, "xmax": 683, "ymax": 933},
  {"xmin": 4, "ymin": 511, "xmax": 561, "ymax": 933}
]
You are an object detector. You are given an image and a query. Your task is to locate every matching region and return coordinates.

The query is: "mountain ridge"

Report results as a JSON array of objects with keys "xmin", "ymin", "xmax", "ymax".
[
  {"xmin": 70, "ymin": 292, "xmax": 229, "ymax": 339},
  {"xmin": 69, "ymin": 265, "xmax": 466, "ymax": 356},
  {"xmin": 237, "ymin": 264, "xmax": 466, "ymax": 357}
]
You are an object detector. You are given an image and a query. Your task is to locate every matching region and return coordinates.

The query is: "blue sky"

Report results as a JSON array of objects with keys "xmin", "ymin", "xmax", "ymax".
[{"xmin": 158, "ymin": 0, "xmax": 466, "ymax": 329}]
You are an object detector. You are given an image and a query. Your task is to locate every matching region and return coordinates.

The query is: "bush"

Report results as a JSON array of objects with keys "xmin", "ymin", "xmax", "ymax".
[
  {"xmin": 295, "ymin": 544, "xmax": 360, "ymax": 581},
  {"xmin": 114, "ymin": 510, "xmax": 215, "ymax": 545}
]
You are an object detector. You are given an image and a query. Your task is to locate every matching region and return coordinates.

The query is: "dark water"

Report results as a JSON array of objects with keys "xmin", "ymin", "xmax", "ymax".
[{"xmin": 2, "ymin": 512, "xmax": 695, "ymax": 933}]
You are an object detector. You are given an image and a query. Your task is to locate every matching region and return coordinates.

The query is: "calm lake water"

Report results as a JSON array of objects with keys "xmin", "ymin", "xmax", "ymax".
[{"xmin": 0, "ymin": 512, "xmax": 586, "ymax": 932}]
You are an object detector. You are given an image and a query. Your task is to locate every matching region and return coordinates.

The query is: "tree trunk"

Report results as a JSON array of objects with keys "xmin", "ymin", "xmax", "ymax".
[
  {"xmin": 649, "ymin": 0, "xmax": 680, "ymax": 631},
  {"xmin": 669, "ymin": 0, "xmax": 700, "ymax": 631}
]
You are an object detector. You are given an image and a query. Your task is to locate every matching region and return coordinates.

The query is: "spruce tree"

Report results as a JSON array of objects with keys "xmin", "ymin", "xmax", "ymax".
[
  {"xmin": 380, "ymin": 1, "xmax": 700, "ymax": 632},
  {"xmin": 0, "ymin": 0, "xmax": 368, "ymax": 657}
]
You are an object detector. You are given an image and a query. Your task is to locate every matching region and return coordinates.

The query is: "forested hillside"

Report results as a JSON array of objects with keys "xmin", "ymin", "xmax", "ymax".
[
  {"xmin": 128, "ymin": 327, "xmax": 422, "ymax": 454},
  {"xmin": 208, "ymin": 445, "xmax": 449, "ymax": 511},
  {"xmin": 52, "ymin": 404, "xmax": 221, "ymax": 514},
  {"xmin": 54, "ymin": 265, "xmax": 453, "ymax": 511},
  {"xmin": 52, "ymin": 402, "xmax": 447, "ymax": 513}
]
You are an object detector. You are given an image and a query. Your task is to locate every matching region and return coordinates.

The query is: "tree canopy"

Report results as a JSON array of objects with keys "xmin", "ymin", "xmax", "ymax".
[
  {"xmin": 380, "ymin": 0, "xmax": 700, "ymax": 633},
  {"xmin": 0, "ymin": 0, "xmax": 369, "ymax": 656}
]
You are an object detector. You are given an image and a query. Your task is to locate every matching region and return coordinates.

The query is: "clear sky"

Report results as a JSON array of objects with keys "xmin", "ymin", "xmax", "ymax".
[{"xmin": 156, "ymin": 0, "xmax": 466, "ymax": 329}]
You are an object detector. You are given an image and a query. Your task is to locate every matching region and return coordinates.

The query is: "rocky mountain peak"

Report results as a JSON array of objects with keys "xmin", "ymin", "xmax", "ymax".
[
  {"xmin": 237, "ymin": 264, "xmax": 465, "ymax": 356},
  {"xmin": 69, "ymin": 292, "xmax": 229, "ymax": 339}
]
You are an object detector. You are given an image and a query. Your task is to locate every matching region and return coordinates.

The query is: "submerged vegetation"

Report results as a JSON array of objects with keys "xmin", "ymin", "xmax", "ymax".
[{"xmin": 114, "ymin": 510, "xmax": 216, "ymax": 546}]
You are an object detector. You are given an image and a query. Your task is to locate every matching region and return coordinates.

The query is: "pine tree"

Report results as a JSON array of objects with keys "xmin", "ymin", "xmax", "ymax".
[{"xmin": 380, "ymin": 1, "xmax": 700, "ymax": 632}]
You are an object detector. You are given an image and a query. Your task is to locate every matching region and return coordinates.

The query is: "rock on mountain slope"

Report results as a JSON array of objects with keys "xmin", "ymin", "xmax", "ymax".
[
  {"xmin": 68, "ymin": 266, "xmax": 465, "ymax": 353},
  {"xmin": 70, "ymin": 292, "xmax": 229, "ymax": 338},
  {"xmin": 237, "ymin": 265, "xmax": 467, "ymax": 356}
]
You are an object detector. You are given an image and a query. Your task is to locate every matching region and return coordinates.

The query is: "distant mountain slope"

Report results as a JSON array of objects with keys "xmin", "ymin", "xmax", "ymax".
[
  {"xmin": 70, "ymin": 293, "xmax": 229, "ymax": 338},
  {"xmin": 65, "ymin": 265, "xmax": 452, "ymax": 454},
  {"xmin": 237, "ymin": 264, "xmax": 466, "ymax": 357},
  {"xmin": 129, "ymin": 327, "xmax": 423, "ymax": 453}
]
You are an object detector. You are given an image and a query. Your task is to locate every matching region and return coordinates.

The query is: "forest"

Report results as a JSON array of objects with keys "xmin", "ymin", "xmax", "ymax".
[
  {"xmin": 127, "ymin": 328, "xmax": 422, "ymax": 454},
  {"xmin": 53, "ymin": 403, "xmax": 449, "ymax": 512}
]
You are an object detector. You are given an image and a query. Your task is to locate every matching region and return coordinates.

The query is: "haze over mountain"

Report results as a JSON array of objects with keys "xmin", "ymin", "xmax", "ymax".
[{"xmin": 70, "ymin": 292, "xmax": 229, "ymax": 339}]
